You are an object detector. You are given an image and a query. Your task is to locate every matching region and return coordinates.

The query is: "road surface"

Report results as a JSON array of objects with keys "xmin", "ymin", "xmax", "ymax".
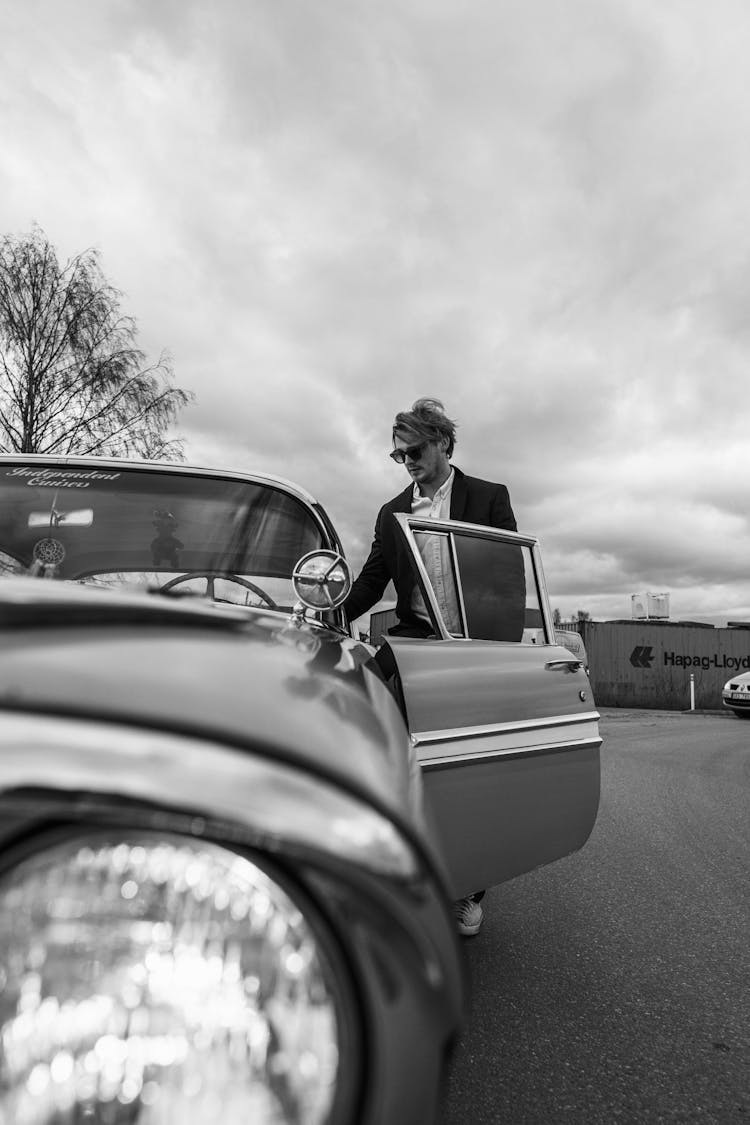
[{"xmin": 440, "ymin": 708, "xmax": 750, "ymax": 1124}]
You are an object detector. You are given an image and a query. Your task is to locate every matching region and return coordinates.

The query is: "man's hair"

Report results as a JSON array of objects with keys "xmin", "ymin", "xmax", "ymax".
[{"xmin": 392, "ymin": 397, "xmax": 457, "ymax": 457}]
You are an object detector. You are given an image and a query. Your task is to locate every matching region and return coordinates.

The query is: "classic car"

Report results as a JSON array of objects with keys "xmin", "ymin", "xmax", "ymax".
[
  {"xmin": 0, "ymin": 455, "xmax": 601, "ymax": 1124},
  {"xmin": 721, "ymin": 670, "xmax": 750, "ymax": 717}
]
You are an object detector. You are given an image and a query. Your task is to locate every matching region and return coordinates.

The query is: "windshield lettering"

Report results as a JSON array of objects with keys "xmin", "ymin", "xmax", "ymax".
[{"xmin": 5, "ymin": 467, "xmax": 121, "ymax": 488}]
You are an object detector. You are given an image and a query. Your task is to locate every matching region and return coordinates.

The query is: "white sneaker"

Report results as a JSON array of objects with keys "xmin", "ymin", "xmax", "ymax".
[{"xmin": 453, "ymin": 895, "xmax": 483, "ymax": 937}]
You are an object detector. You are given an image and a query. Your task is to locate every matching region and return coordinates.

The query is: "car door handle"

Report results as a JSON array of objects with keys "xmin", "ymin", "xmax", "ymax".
[{"xmin": 545, "ymin": 658, "xmax": 582, "ymax": 672}]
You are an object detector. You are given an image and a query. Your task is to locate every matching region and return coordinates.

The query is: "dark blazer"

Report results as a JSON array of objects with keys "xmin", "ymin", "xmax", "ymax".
[{"xmin": 344, "ymin": 466, "xmax": 517, "ymax": 628}]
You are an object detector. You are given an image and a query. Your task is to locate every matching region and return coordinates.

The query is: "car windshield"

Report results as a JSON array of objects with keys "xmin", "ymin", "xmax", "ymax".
[{"xmin": 0, "ymin": 462, "xmax": 326, "ymax": 610}]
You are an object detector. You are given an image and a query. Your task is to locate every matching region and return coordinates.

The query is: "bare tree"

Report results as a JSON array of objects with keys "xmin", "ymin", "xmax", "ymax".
[{"xmin": 0, "ymin": 227, "xmax": 193, "ymax": 459}]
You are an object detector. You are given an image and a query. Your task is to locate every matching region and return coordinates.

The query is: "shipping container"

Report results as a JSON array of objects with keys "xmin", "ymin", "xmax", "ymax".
[{"xmin": 583, "ymin": 621, "xmax": 750, "ymax": 710}]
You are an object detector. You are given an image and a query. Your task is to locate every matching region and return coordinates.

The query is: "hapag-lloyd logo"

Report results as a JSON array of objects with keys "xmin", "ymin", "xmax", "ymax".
[{"xmin": 630, "ymin": 645, "xmax": 750, "ymax": 672}]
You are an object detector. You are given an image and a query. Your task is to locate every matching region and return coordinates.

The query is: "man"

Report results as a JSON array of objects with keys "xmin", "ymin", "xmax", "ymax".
[{"xmin": 344, "ymin": 397, "xmax": 518, "ymax": 936}]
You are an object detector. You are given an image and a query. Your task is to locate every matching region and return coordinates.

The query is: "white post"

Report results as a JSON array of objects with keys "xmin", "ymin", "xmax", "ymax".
[{"xmin": 690, "ymin": 673, "xmax": 695, "ymax": 711}]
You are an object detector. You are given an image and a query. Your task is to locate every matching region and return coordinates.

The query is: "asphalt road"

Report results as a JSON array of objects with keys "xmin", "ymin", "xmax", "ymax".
[{"xmin": 440, "ymin": 708, "xmax": 750, "ymax": 1124}]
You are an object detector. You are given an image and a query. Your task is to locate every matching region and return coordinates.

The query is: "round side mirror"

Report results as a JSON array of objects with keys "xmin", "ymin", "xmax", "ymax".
[{"xmin": 292, "ymin": 551, "xmax": 352, "ymax": 611}]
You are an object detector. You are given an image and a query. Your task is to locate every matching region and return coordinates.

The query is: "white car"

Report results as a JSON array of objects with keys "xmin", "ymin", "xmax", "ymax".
[{"xmin": 721, "ymin": 671, "xmax": 750, "ymax": 718}]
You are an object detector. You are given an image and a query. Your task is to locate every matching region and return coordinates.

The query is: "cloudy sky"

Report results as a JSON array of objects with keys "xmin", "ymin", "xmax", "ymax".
[{"xmin": 2, "ymin": 0, "xmax": 749, "ymax": 625}]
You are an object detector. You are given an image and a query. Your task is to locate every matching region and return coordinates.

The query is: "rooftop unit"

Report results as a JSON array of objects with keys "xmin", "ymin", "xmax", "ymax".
[{"xmin": 631, "ymin": 592, "xmax": 670, "ymax": 620}]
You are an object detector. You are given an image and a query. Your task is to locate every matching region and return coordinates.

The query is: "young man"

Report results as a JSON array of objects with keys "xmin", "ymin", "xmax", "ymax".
[{"xmin": 344, "ymin": 397, "xmax": 518, "ymax": 936}]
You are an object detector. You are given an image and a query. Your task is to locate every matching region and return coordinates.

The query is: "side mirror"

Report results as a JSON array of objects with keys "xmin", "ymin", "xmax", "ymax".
[{"xmin": 292, "ymin": 551, "xmax": 352, "ymax": 611}]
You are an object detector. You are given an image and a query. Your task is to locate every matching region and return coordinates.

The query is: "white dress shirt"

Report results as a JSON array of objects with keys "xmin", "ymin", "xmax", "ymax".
[{"xmin": 410, "ymin": 469, "xmax": 462, "ymax": 635}]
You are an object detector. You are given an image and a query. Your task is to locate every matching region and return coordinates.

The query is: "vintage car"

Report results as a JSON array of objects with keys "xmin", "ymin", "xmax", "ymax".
[
  {"xmin": 0, "ymin": 455, "xmax": 601, "ymax": 1124},
  {"xmin": 721, "ymin": 670, "xmax": 750, "ymax": 717}
]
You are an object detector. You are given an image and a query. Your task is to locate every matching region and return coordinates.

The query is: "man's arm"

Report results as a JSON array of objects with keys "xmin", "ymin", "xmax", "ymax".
[{"xmin": 343, "ymin": 508, "xmax": 392, "ymax": 624}]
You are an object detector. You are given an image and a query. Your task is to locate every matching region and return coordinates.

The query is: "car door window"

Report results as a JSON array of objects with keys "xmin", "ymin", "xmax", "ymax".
[
  {"xmin": 453, "ymin": 534, "xmax": 533, "ymax": 642},
  {"xmin": 412, "ymin": 530, "xmax": 462, "ymax": 635},
  {"xmin": 411, "ymin": 523, "xmax": 545, "ymax": 644}
]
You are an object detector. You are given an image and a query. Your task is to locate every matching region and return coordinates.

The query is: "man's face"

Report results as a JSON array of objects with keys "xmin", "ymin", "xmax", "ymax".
[{"xmin": 392, "ymin": 430, "xmax": 450, "ymax": 491}]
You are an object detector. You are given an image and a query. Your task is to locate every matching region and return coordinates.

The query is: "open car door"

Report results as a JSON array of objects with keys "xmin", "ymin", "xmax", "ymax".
[{"xmin": 384, "ymin": 514, "xmax": 601, "ymax": 899}]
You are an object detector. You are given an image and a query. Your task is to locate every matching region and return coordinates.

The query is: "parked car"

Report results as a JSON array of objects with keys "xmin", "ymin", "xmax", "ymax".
[
  {"xmin": 0, "ymin": 455, "xmax": 601, "ymax": 1124},
  {"xmin": 553, "ymin": 629, "xmax": 589, "ymax": 674},
  {"xmin": 721, "ymin": 671, "xmax": 750, "ymax": 718}
]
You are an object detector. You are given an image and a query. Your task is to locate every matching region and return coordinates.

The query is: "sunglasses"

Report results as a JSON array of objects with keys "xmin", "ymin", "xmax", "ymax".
[{"xmin": 389, "ymin": 441, "xmax": 429, "ymax": 464}]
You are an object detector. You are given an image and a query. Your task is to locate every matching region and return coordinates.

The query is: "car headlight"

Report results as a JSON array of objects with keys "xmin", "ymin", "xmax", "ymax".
[{"xmin": 0, "ymin": 833, "xmax": 358, "ymax": 1124}]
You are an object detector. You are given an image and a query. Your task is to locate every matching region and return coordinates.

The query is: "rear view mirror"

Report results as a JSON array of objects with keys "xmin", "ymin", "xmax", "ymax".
[{"xmin": 28, "ymin": 509, "xmax": 94, "ymax": 528}]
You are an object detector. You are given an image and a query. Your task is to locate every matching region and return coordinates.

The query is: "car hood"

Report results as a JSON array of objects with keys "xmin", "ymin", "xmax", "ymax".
[{"xmin": 0, "ymin": 578, "xmax": 415, "ymax": 826}]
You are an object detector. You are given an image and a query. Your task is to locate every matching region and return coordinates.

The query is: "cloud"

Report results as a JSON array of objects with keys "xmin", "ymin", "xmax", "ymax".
[{"xmin": 2, "ymin": 0, "xmax": 750, "ymax": 623}]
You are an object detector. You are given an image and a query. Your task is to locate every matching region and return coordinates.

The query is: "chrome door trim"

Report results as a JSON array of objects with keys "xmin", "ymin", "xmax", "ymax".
[
  {"xmin": 411, "ymin": 710, "xmax": 601, "ymax": 747},
  {"xmin": 414, "ymin": 710, "xmax": 601, "ymax": 769},
  {"xmin": 448, "ymin": 531, "xmax": 468, "ymax": 637},
  {"xmin": 530, "ymin": 541, "xmax": 557, "ymax": 644},
  {"xmin": 419, "ymin": 735, "xmax": 602, "ymax": 770},
  {"xmin": 394, "ymin": 512, "xmax": 540, "ymax": 548}
]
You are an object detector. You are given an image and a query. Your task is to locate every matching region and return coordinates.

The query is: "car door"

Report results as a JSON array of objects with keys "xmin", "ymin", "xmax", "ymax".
[{"xmin": 385, "ymin": 513, "xmax": 601, "ymax": 899}]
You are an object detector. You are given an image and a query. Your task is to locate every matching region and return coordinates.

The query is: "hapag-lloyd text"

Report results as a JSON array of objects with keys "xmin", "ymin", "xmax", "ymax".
[{"xmin": 664, "ymin": 651, "xmax": 750, "ymax": 671}]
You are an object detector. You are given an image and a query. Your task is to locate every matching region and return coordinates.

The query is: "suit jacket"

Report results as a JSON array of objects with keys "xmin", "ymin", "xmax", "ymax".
[{"xmin": 344, "ymin": 466, "xmax": 517, "ymax": 628}]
